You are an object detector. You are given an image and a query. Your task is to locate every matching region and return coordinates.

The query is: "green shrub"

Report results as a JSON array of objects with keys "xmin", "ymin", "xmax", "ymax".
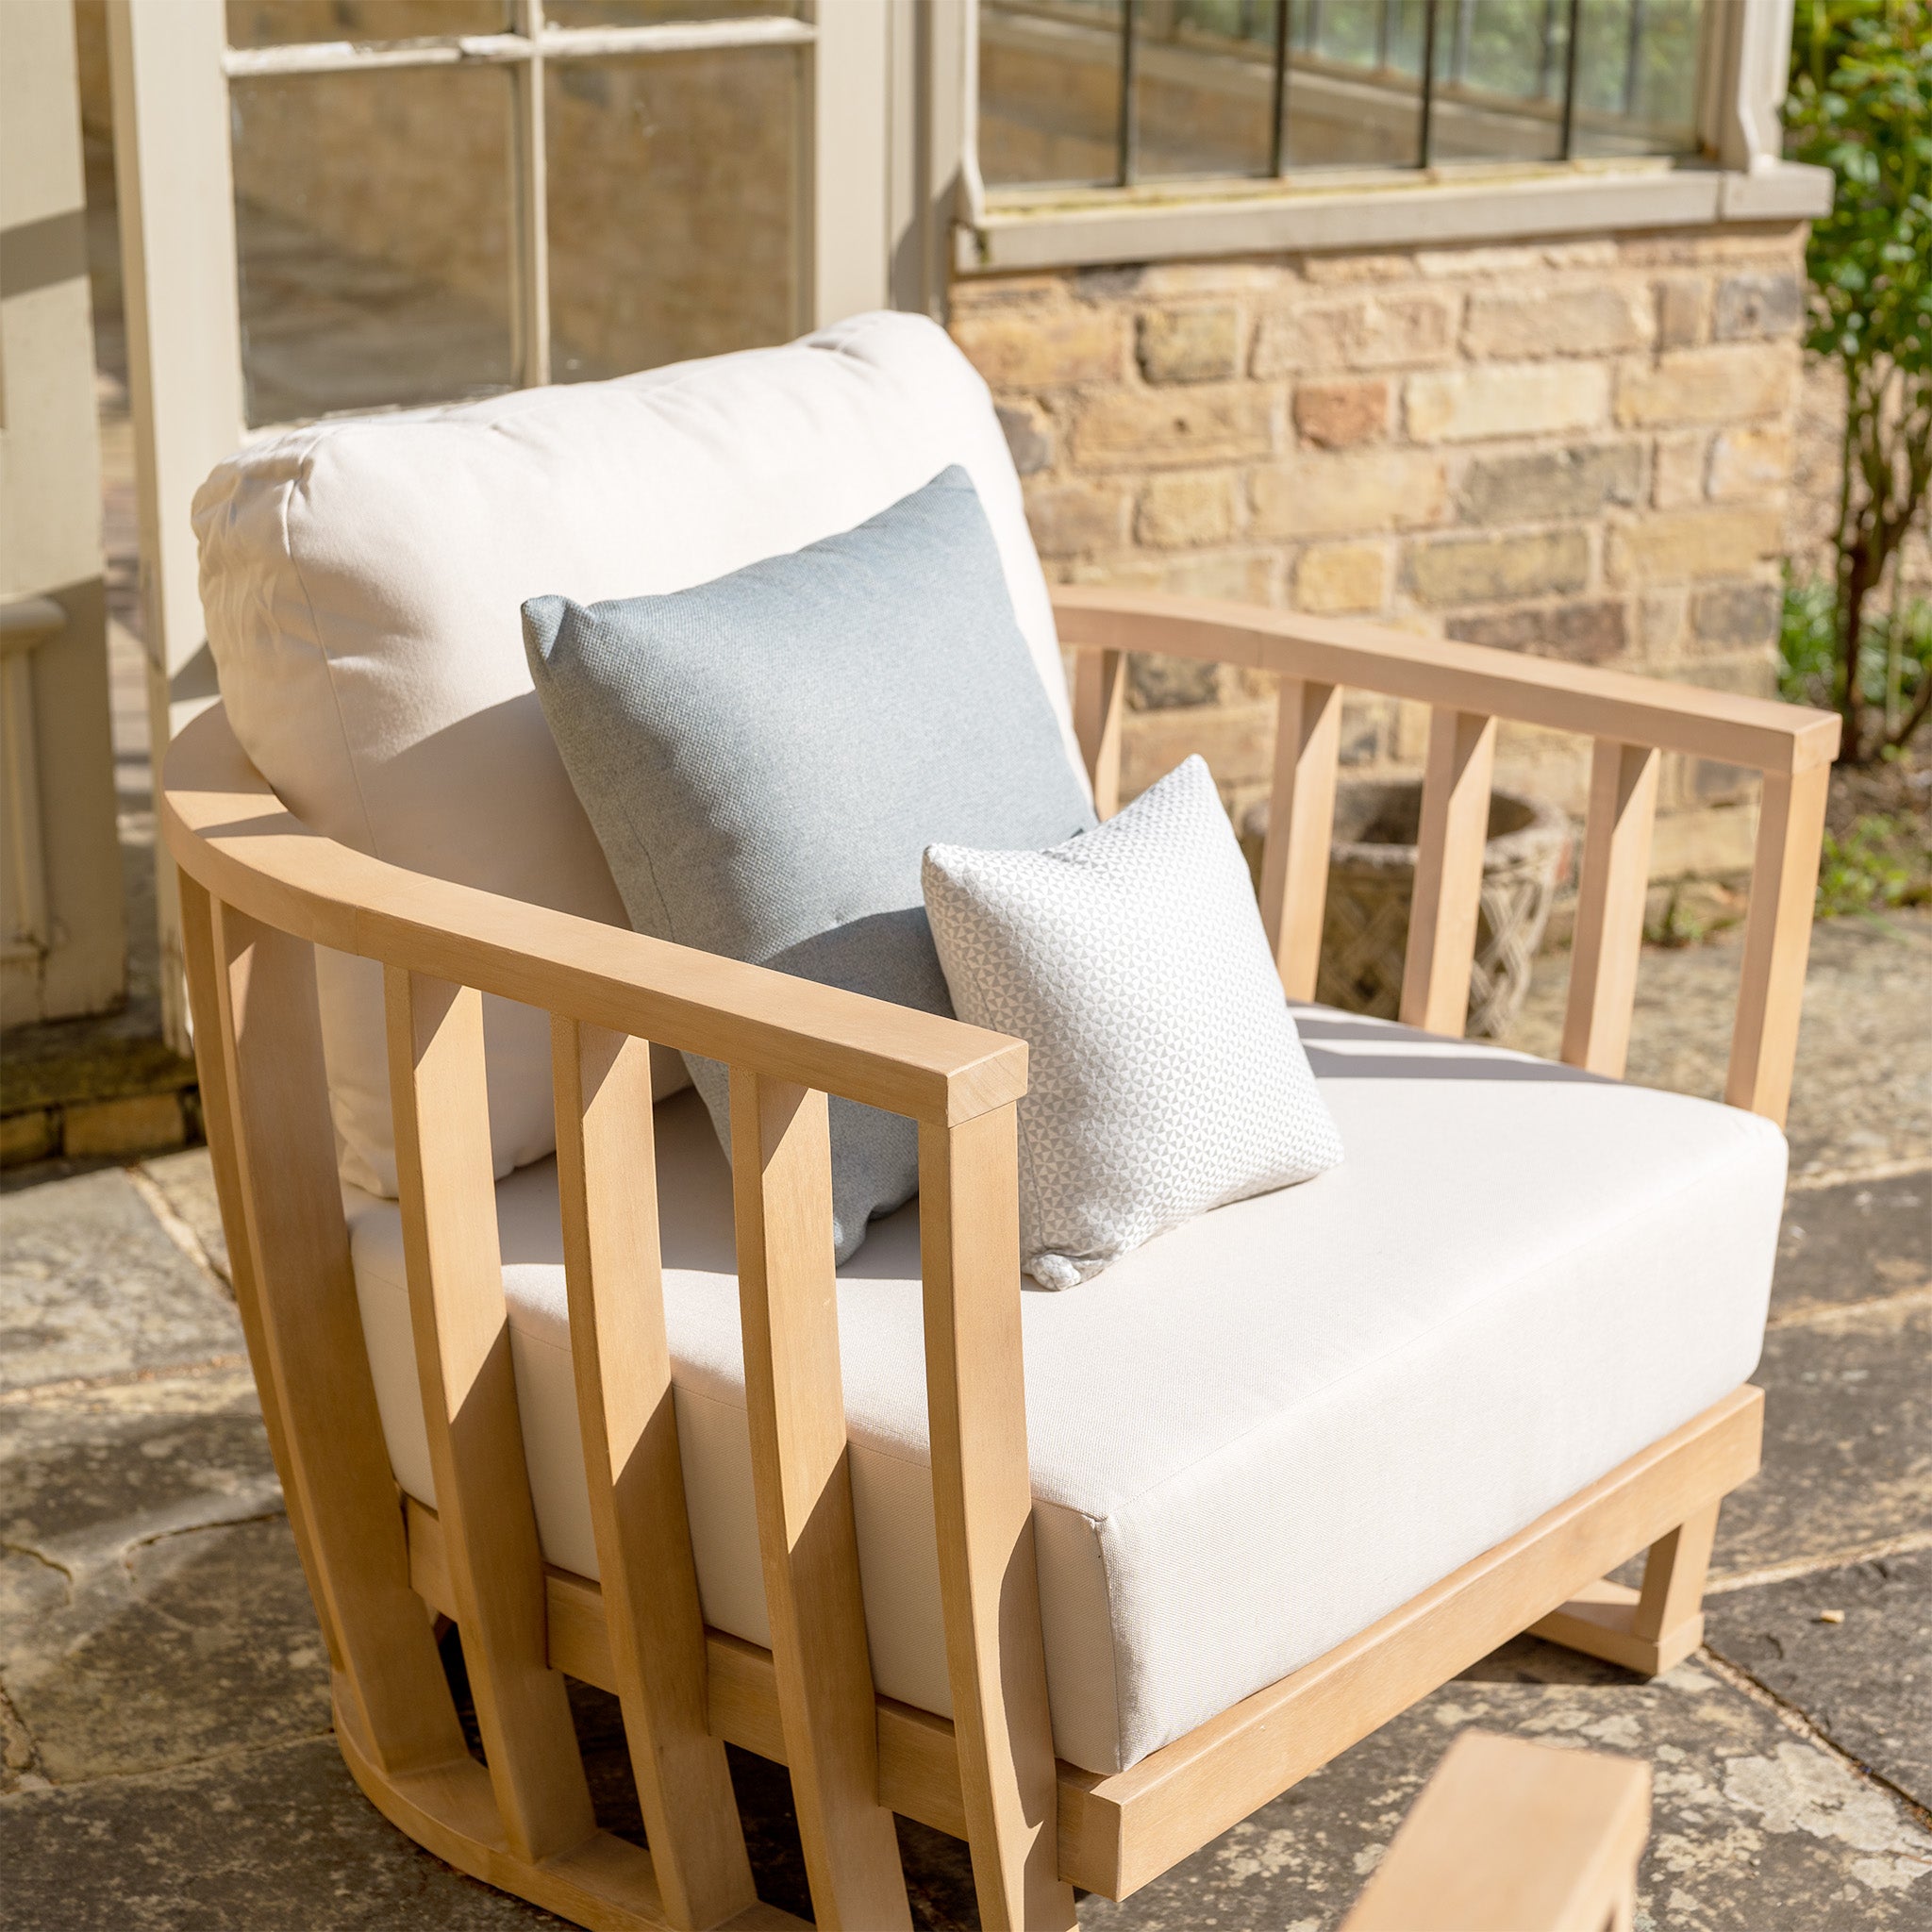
[
  {"xmin": 1816, "ymin": 814, "xmax": 1921, "ymax": 915},
  {"xmin": 1786, "ymin": 0, "xmax": 1932, "ymax": 759},
  {"xmin": 1782, "ymin": 573, "xmax": 1932, "ymax": 734}
]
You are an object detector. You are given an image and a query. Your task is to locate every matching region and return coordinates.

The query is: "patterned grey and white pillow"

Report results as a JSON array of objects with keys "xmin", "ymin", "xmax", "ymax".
[{"xmin": 922, "ymin": 755, "xmax": 1342, "ymax": 1289}]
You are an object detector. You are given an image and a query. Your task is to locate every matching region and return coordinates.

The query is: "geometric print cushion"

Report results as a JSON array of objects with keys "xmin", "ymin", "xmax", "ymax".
[{"xmin": 922, "ymin": 755, "xmax": 1343, "ymax": 1288}]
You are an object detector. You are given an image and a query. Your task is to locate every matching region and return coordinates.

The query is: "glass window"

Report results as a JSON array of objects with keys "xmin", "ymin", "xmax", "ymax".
[
  {"xmin": 231, "ymin": 63, "xmax": 516, "ymax": 425},
  {"xmin": 544, "ymin": 46, "xmax": 802, "ymax": 381},
  {"xmin": 225, "ymin": 0, "xmax": 509, "ymax": 50},
  {"xmin": 979, "ymin": 0, "xmax": 1125, "ymax": 189},
  {"xmin": 981, "ymin": 0, "xmax": 1710, "ymax": 191},
  {"xmin": 546, "ymin": 0, "xmax": 801, "ymax": 22}
]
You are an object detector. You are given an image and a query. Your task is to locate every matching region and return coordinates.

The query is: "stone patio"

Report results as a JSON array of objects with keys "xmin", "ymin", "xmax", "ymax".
[{"xmin": 4, "ymin": 911, "xmax": 1929, "ymax": 1928}]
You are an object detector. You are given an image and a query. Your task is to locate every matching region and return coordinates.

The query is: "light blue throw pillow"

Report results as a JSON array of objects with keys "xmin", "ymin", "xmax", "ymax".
[{"xmin": 523, "ymin": 466, "xmax": 1095, "ymax": 1259}]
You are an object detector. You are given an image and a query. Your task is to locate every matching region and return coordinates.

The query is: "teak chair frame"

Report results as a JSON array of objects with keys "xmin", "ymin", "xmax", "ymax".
[{"xmin": 162, "ymin": 590, "xmax": 1838, "ymax": 1932}]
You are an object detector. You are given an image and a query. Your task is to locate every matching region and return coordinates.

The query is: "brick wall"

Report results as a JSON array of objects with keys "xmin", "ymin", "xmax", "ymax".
[{"xmin": 951, "ymin": 226, "xmax": 1812, "ymax": 876}]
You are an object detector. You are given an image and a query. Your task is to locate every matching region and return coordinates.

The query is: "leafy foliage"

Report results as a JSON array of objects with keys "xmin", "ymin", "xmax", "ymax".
[
  {"xmin": 1815, "ymin": 814, "xmax": 1924, "ymax": 914},
  {"xmin": 1786, "ymin": 0, "xmax": 1932, "ymax": 758},
  {"xmin": 1781, "ymin": 571, "xmax": 1932, "ymax": 734}
]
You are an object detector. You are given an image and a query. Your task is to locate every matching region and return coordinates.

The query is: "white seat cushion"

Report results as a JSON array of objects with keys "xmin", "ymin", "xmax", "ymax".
[
  {"xmin": 345, "ymin": 1008, "xmax": 1784, "ymax": 1775},
  {"xmin": 195, "ymin": 311, "xmax": 1085, "ymax": 1198}
]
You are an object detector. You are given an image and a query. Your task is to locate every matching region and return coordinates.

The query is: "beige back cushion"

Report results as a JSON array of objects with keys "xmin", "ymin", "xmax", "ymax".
[{"xmin": 193, "ymin": 312, "xmax": 1081, "ymax": 1197}]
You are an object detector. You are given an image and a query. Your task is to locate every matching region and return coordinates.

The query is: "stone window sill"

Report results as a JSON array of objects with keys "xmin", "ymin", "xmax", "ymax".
[{"xmin": 956, "ymin": 159, "xmax": 1833, "ymax": 275}]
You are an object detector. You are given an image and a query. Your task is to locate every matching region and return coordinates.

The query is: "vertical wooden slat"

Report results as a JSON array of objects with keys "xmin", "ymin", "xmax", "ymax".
[
  {"xmin": 1400, "ymin": 708, "xmax": 1496, "ymax": 1037},
  {"xmin": 553, "ymin": 1019, "xmax": 757, "ymax": 1931},
  {"xmin": 1257, "ymin": 677, "xmax": 1341, "ymax": 1000},
  {"xmin": 920, "ymin": 1109, "xmax": 1076, "ymax": 1932},
  {"xmin": 729, "ymin": 1070, "xmax": 910, "ymax": 1931},
  {"xmin": 386, "ymin": 969, "xmax": 596, "ymax": 1867},
  {"xmin": 1073, "ymin": 647, "xmax": 1125, "ymax": 820},
  {"xmin": 1561, "ymin": 740, "xmax": 1659, "ymax": 1077},
  {"xmin": 176, "ymin": 876, "xmax": 335, "ymax": 1670},
  {"xmin": 187, "ymin": 886, "xmax": 465, "ymax": 1781},
  {"xmin": 1725, "ymin": 762, "xmax": 1829, "ymax": 1124}
]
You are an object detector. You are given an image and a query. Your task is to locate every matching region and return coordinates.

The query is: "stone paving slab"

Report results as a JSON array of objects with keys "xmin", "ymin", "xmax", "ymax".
[
  {"xmin": 1707, "ymin": 1550, "xmax": 1932, "ymax": 1815},
  {"xmin": 0, "ymin": 1170, "xmax": 242, "ymax": 1391},
  {"xmin": 1774, "ymin": 1166, "xmax": 1930, "ymax": 1320},
  {"xmin": 1715, "ymin": 1294, "xmax": 1932, "ymax": 1579},
  {"xmin": 0, "ymin": 1736, "xmax": 569, "ymax": 1930},
  {"xmin": 0, "ymin": 1370, "xmax": 310, "ymax": 1787},
  {"xmin": 137, "ymin": 1150, "xmax": 231, "ymax": 1287}
]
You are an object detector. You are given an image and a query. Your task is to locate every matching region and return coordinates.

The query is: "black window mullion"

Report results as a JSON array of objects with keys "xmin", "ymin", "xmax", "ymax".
[
  {"xmin": 1558, "ymin": 0, "xmax": 1585, "ymax": 158},
  {"xmin": 1270, "ymin": 0, "xmax": 1291, "ymax": 175},
  {"xmin": 1418, "ymin": 0, "xmax": 1441, "ymax": 165},
  {"xmin": 1118, "ymin": 0, "xmax": 1141, "ymax": 187}
]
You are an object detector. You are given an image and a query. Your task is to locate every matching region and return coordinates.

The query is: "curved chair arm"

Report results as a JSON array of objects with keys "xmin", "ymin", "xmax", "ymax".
[
  {"xmin": 161, "ymin": 700, "xmax": 1068, "ymax": 1931},
  {"xmin": 1054, "ymin": 589, "xmax": 1840, "ymax": 1125},
  {"xmin": 160, "ymin": 703, "xmax": 1025, "ymax": 1129}
]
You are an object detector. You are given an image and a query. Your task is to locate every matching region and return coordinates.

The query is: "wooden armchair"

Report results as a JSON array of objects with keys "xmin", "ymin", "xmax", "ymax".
[{"xmin": 163, "ymin": 571, "xmax": 1832, "ymax": 1931}]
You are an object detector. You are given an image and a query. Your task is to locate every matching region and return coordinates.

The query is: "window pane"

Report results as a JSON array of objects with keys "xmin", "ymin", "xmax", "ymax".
[
  {"xmin": 1428, "ymin": 0, "xmax": 1564, "ymax": 163},
  {"xmin": 1138, "ymin": 0, "xmax": 1276, "ymax": 180},
  {"xmin": 231, "ymin": 64, "xmax": 515, "ymax": 426},
  {"xmin": 545, "ymin": 47, "xmax": 801, "ymax": 382},
  {"xmin": 225, "ymin": 0, "xmax": 508, "ymax": 49},
  {"xmin": 546, "ymin": 0, "xmax": 801, "ymax": 21},
  {"xmin": 1283, "ymin": 0, "xmax": 1426, "ymax": 168},
  {"xmin": 979, "ymin": 0, "xmax": 1124, "ymax": 190},
  {"xmin": 1571, "ymin": 0, "xmax": 1704, "ymax": 157}
]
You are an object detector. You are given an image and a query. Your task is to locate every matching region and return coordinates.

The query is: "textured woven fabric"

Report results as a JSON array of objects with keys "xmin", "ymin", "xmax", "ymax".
[
  {"xmin": 924, "ymin": 757, "xmax": 1343, "ymax": 1288},
  {"xmin": 524, "ymin": 466, "xmax": 1094, "ymax": 1261}
]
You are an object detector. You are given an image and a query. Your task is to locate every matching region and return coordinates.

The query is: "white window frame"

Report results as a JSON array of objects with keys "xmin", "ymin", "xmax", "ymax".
[
  {"xmin": 949, "ymin": 0, "xmax": 1832, "ymax": 275},
  {"xmin": 107, "ymin": 0, "xmax": 899, "ymax": 1049}
]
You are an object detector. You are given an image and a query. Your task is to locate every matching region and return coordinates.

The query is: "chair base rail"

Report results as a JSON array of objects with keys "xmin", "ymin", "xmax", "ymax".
[
  {"xmin": 333, "ymin": 1690, "xmax": 806, "ymax": 1931},
  {"xmin": 398, "ymin": 1384, "xmax": 1761, "ymax": 1909}
]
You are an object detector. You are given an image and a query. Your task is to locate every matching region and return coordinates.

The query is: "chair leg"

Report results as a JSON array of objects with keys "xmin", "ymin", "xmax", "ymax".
[{"xmin": 1529, "ymin": 1502, "xmax": 1720, "ymax": 1676}]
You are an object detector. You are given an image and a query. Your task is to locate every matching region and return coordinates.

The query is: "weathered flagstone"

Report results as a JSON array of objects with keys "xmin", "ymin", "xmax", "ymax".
[
  {"xmin": 1715, "ymin": 1295, "xmax": 1932, "ymax": 1578},
  {"xmin": 0, "ymin": 1170, "xmax": 242, "ymax": 1391},
  {"xmin": 0, "ymin": 1371, "xmax": 316, "ymax": 1784},
  {"xmin": 0, "ymin": 1736, "xmax": 569, "ymax": 1930},
  {"xmin": 136, "ymin": 1149, "xmax": 232, "ymax": 1287},
  {"xmin": 1774, "ymin": 1166, "xmax": 1930, "ymax": 1320},
  {"xmin": 1707, "ymin": 1550, "xmax": 1932, "ymax": 1814}
]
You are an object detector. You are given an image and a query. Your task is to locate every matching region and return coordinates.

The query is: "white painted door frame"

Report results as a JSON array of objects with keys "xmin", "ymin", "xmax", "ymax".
[{"xmin": 1, "ymin": 0, "xmax": 126, "ymax": 1029}]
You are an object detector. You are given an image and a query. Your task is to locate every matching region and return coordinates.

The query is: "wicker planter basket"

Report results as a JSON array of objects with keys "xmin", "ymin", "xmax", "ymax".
[{"xmin": 1241, "ymin": 779, "xmax": 1572, "ymax": 1039}]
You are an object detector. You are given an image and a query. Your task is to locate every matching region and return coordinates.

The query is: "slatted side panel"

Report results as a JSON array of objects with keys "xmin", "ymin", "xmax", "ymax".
[
  {"xmin": 1727, "ymin": 763, "xmax": 1831, "ymax": 1124},
  {"xmin": 920, "ymin": 1108, "xmax": 1076, "ymax": 1932},
  {"xmin": 1073, "ymin": 647, "xmax": 1125, "ymax": 820},
  {"xmin": 186, "ymin": 883, "xmax": 471, "ymax": 1785},
  {"xmin": 728, "ymin": 1069, "xmax": 911, "ymax": 1931},
  {"xmin": 1562, "ymin": 741, "xmax": 1660, "ymax": 1077},
  {"xmin": 552, "ymin": 1019, "xmax": 758, "ymax": 1931},
  {"xmin": 1257, "ymin": 678, "xmax": 1341, "ymax": 1001},
  {"xmin": 1400, "ymin": 708, "xmax": 1497, "ymax": 1037},
  {"xmin": 384, "ymin": 969, "xmax": 597, "ymax": 1867}
]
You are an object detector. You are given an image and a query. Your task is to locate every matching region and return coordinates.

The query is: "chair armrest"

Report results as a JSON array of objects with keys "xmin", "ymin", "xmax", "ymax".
[
  {"xmin": 159, "ymin": 702, "xmax": 1024, "ymax": 1127},
  {"xmin": 1055, "ymin": 588, "xmax": 1839, "ymax": 1124},
  {"xmin": 1053, "ymin": 588, "xmax": 1840, "ymax": 775}
]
